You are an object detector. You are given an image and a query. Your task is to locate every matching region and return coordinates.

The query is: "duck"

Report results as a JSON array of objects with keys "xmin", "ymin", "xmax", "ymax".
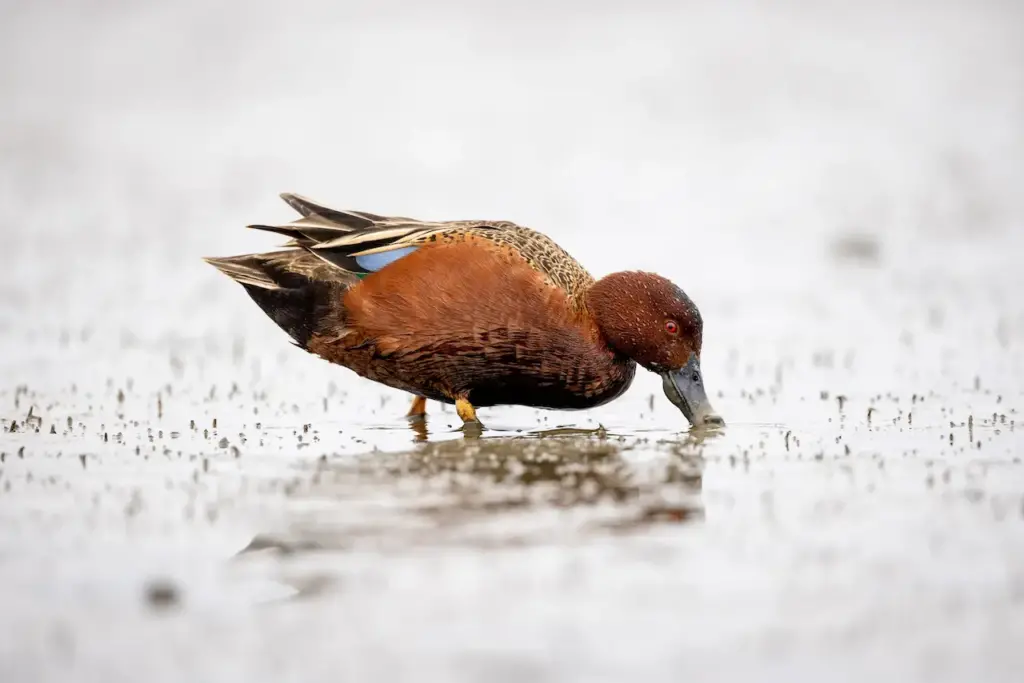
[{"xmin": 204, "ymin": 193, "xmax": 723, "ymax": 430}]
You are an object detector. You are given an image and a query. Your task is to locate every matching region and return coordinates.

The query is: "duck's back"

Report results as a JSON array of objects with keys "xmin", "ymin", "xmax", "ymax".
[
  {"xmin": 262, "ymin": 193, "xmax": 594, "ymax": 302},
  {"xmin": 467, "ymin": 223, "xmax": 595, "ymax": 304}
]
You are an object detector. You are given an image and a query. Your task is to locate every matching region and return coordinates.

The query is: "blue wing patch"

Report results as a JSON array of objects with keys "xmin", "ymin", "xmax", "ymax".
[{"xmin": 354, "ymin": 246, "xmax": 419, "ymax": 272}]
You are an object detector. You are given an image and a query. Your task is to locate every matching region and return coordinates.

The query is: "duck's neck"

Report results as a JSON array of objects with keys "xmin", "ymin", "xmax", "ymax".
[{"xmin": 583, "ymin": 272, "xmax": 644, "ymax": 354}]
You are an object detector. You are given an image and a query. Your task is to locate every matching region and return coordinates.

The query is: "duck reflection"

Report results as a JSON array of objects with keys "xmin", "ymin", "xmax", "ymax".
[
  {"xmin": 239, "ymin": 429, "xmax": 721, "ymax": 564},
  {"xmin": 363, "ymin": 426, "xmax": 718, "ymax": 514},
  {"xmin": 235, "ymin": 429, "xmax": 722, "ymax": 602}
]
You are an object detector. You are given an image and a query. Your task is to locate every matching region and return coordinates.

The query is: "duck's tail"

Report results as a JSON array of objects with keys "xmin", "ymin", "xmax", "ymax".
[
  {"xmin": 203, "ymin": 249, "xmax": 355, "ymax": 349},
  {"xmin": 205, "ymin": 192, "xmax": 471, "ymax": 346}
]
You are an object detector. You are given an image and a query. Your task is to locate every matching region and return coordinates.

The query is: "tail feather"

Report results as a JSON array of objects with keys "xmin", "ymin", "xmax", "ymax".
[
  {"xmin": 202, "ymin": 255, "xmax": 278, "ymax": 290},
  {"xmin": 280, "ymin": 192, "xmax": 391, "ymax": 228},
  {"xmin": 204, "ymin": 251, "xmax": 354, "ymax": 348}
]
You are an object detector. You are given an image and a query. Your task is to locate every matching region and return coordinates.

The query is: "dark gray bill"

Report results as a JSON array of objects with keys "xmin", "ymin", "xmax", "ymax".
[{"xmin": 661, "ymin": 354, "xmax": 724, "ymax": 427}]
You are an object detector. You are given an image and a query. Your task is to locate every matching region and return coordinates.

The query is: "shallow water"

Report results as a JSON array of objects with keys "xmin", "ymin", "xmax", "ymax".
[{"xmin": 2, "ymin": 1, "xmax": 1024, "ymax": 681}]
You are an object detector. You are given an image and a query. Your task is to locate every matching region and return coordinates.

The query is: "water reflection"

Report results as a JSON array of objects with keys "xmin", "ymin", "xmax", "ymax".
[
  {"xmin": 402, "ymin": 414, "xmax": 725, "ymax": 445},
  {"xmin": 237, "ymin": 429, "xmax": 721, "ymax": 601},
  {"xmin": 408, "ymin": 415, "xmax": 429, "ymax": 442},
  {"xmin": 385, "ymin": 435, "xmax": 635, "ymax": 505},
  {"xmin": 321, "ymin": 428, "xmax": 716, "ymax": 532}
]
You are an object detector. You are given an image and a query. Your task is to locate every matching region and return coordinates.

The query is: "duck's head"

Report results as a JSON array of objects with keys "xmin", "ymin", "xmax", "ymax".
[{"xmin": 587, "ymin": 271, "xmax": 723, "ymax": 428}]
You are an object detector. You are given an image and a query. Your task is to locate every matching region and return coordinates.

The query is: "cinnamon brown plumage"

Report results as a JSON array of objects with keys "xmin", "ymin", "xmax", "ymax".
[{"xmin": 205, "ymin": 192, "xmax": 722, "ymax": 430}]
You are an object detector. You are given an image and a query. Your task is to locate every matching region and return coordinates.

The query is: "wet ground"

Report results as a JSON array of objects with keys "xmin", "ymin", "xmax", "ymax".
[{"xmin": 2, "ymin": 1, "xmax": 1024, "ymax": 681}]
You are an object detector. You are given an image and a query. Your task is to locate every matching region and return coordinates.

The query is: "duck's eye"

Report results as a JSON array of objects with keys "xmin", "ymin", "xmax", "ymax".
[{"xmin": 665, "ymin": 320, "xmax": 679, "ymax": 335}]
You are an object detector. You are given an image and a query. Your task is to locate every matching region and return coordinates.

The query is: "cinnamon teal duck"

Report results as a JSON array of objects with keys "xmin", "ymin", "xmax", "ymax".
[{"xmin": 205, "ymin": 193, "xmax": 723, "ymax": 430}]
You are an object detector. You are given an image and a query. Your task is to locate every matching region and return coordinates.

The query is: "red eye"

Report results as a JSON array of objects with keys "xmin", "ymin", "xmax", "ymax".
[{"xmin": 665, "ymin": 320, "xmax": 679, "ymax": 335}]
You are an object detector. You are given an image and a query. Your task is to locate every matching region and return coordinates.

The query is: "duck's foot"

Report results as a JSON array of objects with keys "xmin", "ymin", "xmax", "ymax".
[
  {"xmin": 455, "ymin": 397, "xmax": 477, "ymax": 423},
  {"xmin": 406, "ymin": 395, "xmax": 427, "ymax": 421},
  {"xmin": 460, "ymin": 420, "xmax": 484, "ymax": 439},
  {"xmin": 456, "ymin": 397, "xmax": 484, "ymax": 437}
]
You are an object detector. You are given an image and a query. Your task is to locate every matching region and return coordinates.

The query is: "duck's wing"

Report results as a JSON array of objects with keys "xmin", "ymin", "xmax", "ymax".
[
  {"xmin": 279, "ymin": 192, "xmax": 392, "ymax": 225},
  {"xmin": 246, "ymin": 192, "xmax": 403, "ymax": 245},
  {"xmin": 249, "ymin": 193, "xmax": 595, "ymax": 298}
]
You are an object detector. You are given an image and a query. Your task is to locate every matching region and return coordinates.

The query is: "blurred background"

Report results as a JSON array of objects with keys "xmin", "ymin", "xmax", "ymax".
[
  {"xmin": 1, "ymin": 1, "xmax": 1023, "ymax": 681},
  {"xmin": 3, "ymin": 0, "xmax": 1022, "ymax": 400}
]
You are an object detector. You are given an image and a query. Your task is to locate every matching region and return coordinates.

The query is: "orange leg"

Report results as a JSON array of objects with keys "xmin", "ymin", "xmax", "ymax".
[
  {"xmin": 407, "ymin": 395, "xmax": 427, "ymax": 419},
  {"xmin": 455, "ymin": 397, "xmax": 479, "ymax": 424},
  {"xmin": 455, "ymin": 397, "xmax": 482, "ymax": 437}
]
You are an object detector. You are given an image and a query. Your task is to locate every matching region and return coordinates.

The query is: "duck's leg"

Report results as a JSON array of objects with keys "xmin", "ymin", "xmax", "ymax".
[
  {"xmin": 455, "ymin": 397, "xmax": 483, "ymax": 434},
  {"xmin": 407, "ymin": 395, "xmax": 427, "ymax": 420},
  {"xmin": 455, "ymin": 397, "xmax": 478, "ymax": 423}
]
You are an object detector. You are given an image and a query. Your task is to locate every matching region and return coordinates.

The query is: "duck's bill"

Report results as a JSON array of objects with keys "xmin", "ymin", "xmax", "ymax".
[{"xmin": 661, "ymin": 356, "xmax": 724, "ymax": 428}]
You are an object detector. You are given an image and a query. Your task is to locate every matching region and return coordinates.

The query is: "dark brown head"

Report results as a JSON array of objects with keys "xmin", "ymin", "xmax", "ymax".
[{"xmin": 586, "ymin": 271, "xmax": 723, "ymax": 428}]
